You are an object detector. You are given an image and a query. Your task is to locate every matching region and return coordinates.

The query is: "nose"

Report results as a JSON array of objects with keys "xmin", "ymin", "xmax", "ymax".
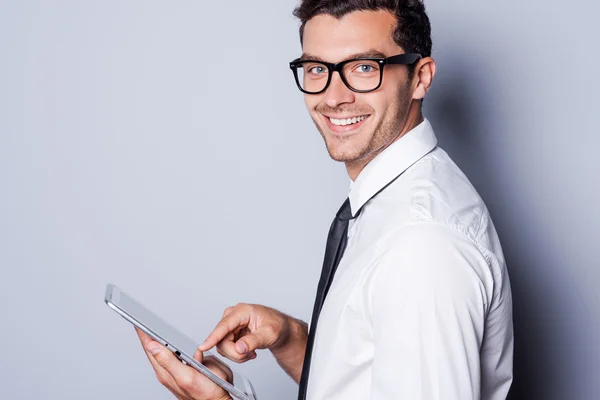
[{"xmin": 324, "ymin": 71, "xmax": 355, "ymax": 108}]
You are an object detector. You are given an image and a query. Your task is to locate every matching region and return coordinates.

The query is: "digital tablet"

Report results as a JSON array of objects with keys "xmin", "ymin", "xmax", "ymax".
[{"xmin": 104, "ymin": 284, "xmax": 257, "ymax": 400}]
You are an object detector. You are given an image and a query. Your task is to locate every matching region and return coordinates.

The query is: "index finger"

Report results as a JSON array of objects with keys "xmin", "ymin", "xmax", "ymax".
[{"xmin": 199, "ymin": 312, "xmax": 250, "ymax": 351}]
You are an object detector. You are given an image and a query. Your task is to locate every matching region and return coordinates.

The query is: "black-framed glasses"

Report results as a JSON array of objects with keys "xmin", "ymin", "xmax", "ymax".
[{"xmin": 289, "ymin": 53, "xmax": 422, "ymax": 94}]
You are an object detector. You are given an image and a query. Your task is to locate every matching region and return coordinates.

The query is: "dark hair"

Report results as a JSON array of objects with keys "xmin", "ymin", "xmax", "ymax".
[{"xmin": 293, "ymin": 0, "xmax": 432, "ymax": 73}]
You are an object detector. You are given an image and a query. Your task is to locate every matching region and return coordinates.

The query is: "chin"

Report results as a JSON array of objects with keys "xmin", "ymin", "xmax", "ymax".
[
  {"xmin": 314, "ymin": 118, "xmax": 374, "ymax": 162},
  {"xmin": 325, "ymin": 142, "xmax": 367, "ymax": 163}
]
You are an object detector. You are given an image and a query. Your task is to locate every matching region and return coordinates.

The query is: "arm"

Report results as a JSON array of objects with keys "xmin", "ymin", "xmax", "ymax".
[
  {"xmin": 269, "ymin": 316, "xmax": 308, "ymax": 383},
  {"xmin": 367, "ymin": 224, "xmax": 491, "ymax": 400}
]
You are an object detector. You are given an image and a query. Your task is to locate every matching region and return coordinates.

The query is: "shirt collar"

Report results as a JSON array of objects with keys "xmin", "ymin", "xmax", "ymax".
[{"xmin": 348, "ymin": 118, "xmax": 438, "ymax": 216}]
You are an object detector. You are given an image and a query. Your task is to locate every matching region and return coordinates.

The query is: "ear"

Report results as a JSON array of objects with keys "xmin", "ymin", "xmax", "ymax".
[{"xmin": 412, "ymin": 57, "xmax": 436, "ymax": 100}]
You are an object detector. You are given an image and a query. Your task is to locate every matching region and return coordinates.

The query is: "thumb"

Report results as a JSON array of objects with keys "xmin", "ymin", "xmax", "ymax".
[
  {"xmin": 235, "ymin": 333, "xmax": 263, "ymax": 355},
  {"xmin": 147, "ymin": 343, "xmax": 172, "ymax": 369},
  {"xmin": 146, "ymin": 343, "xmax": 188, "ymax": 377}
]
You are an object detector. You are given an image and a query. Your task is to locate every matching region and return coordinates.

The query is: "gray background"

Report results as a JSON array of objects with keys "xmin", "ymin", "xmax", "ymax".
[{"xmin": 0, "ymin": 0, "xmax": 598, "ymax": 399}]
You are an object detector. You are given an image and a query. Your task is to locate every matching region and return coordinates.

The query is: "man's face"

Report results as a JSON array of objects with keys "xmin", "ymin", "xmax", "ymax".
[{"xmin": 301, "ymin": 10, "xmax": 416, "ymax": 165}]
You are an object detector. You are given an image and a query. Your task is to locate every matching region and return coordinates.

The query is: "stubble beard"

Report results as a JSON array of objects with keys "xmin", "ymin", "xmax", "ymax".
[{"xmin": 312, "ymin": 96, "xmax": 410, "ymax": 165}]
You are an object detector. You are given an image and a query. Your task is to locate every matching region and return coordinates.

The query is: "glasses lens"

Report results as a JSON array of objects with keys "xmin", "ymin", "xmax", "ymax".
[
  {"xmin": 295, "ymin": 62, "xmax": 329, "ymax": 93},
  {"xmin": 342, "ymin": 60, "xmax": 382, "ymax": 91}
]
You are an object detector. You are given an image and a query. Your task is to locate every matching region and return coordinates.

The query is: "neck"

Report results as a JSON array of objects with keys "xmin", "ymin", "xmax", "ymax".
[{"xmin": 345, "ymin": 103, "xmax": 424, "ymax": 181}]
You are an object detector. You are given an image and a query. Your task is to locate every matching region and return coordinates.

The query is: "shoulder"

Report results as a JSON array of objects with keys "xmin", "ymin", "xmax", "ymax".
[
  {"xmin": 409, "ymin": 148, "xmax": 488, "ymax": 239},
  {"xmin": 373, "ymin": 146, "xmax": 493, "ymax": 248}
]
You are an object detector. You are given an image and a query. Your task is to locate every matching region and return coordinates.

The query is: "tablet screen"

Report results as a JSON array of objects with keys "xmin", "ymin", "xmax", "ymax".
[{"xmin": 118, "ymin": 291, "xmax": 199, "ymax": 356}]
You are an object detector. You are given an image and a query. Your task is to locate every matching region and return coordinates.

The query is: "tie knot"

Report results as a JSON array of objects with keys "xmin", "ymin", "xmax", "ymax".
[{"xmin": 336, "ymin": 198, "xmax": 357, "ymax": 221}]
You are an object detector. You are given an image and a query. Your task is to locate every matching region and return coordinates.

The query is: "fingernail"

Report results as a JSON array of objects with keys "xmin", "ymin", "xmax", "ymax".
[
  {"xmin": 147, "ymin": 344, "xmax": 161, "ymax": 355},
  {"xmin": 236, "ymin": 341, "xmax": 248, "ymax": 354}
]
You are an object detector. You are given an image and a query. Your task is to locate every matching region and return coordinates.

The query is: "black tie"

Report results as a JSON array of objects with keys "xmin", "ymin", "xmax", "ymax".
[{"xmin": 297, "ymin": 198, "xmax": 358, "ymax": 400}]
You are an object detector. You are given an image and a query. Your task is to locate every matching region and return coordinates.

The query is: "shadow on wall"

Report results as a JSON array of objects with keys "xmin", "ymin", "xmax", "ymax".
[{"xmin": 425, "ymin": 54, "xmax": 593, "ymax": 400}]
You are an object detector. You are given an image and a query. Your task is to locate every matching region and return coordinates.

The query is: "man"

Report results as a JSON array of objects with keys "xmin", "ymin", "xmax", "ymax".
[{"xmin": 136, "ymin": 1, "xmax": 514, "ymax": 399}]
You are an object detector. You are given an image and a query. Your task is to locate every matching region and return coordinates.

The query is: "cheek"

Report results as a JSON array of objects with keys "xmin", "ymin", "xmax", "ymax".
[
  {"xmin": 304, "ymin": 95, "xmax": 320, "ymax": 112},
  {"xmin": 377, "ymin": 84, "xmax": 408, "ymax": 116},
  {"xmin": 362, "ymin": 92, "xmax": 394, "ymax": 121}
]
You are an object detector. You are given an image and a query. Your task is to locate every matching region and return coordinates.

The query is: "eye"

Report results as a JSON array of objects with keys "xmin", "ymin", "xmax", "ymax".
[
  {"xmin": 308, "ymin": 65, "xmax": 327, "ymax": 75},
  {"xmin": 356, "ymin": 64, "xmax": 376, "ymax": 73}
]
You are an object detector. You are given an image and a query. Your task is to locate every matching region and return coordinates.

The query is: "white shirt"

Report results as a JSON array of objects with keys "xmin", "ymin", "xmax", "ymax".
[{"xmin": 306, "ymin": 119, "xmax": 513, "ymax": 400}]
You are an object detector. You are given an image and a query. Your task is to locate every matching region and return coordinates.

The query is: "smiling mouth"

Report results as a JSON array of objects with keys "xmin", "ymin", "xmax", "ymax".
[{"xmin": 327, "ymin": 115, "xmax": 369, "ymax": 126}]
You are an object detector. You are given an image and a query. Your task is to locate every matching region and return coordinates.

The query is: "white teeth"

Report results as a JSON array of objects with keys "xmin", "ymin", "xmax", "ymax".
[{"xmin": 329, "ymin": 115, "xmax": 367, "ymax": 126}]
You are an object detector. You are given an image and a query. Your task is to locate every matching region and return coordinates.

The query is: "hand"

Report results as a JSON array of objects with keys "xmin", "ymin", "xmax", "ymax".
[
  {"xmin": 136, "ymin": 328, "xmax": 233, "ymax": 400},
  {"xmin": 198, "ymin": 303, "xmax": 290, "ymax": 363}
]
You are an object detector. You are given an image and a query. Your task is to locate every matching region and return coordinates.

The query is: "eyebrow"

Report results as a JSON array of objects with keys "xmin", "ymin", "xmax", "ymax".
[{"xmin": 299, "ymin": 49, "xmax": 388, "ymax": 63}]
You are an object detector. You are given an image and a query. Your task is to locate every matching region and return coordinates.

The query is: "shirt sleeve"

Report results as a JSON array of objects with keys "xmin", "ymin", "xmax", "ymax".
[{"xmin": 366, "ymin": 223, "xmax": 492, "ymax": 400}]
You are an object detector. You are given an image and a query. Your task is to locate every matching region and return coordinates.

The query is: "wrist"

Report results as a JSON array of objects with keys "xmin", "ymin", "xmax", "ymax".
[
  {"xmin": 269, "ymin": 315, "xmax": 308, "ymax": 383},
  {"xmin": 271, "ymin": 314, "xmax": 306, "ymax": 352},
  {"xmin": 270, "ymin": 311, "xmax": 293, "ymax": 351}
]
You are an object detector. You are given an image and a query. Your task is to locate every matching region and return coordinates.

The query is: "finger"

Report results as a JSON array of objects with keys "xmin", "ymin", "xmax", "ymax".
[
  {"xmin": 216, "ymin": 337, "xmax": 238, "ymax": 359},
  {"xmin": 149, "ymin": 343, "xmax": 231, "ymax": 399},
  {"xmin": 218, "ymin": 342, "xmax": 257, "ymax": 361},
  {"xmin": 235, "ymin": 333, "xmax": 263, "ymax": 355},
  {"xmin": 203, "ymin": 355, "xmax": 235, "ymax": 384},
  {"xmin": 134, "ymin": 328, "xmax": 181, "ymax": 391},
  {"xmin": 135, "ymin": 327, "xmax": 155, "ymax": 348},
  {"xmin": 208, "ymin": 327, "xmax": 233, "ymax": 354},
  {"xmin": 215, "ymin": 330, "xmax": 235, "ymax": 351},
  {"xmin": 146, "ymin": 341, "xmax": 197, "ymax": 389},
  {"xmin": 216, "ymin": 339, "xmax": 258, "ymax": 363},
  {"xmin": 238, "ymin": 350, "xmax": 257, "ymax": 363},
  {"xmin": 135, "ymin": 328, "xmax": 167, "ymax": 372},
  {"xmin": 144, "ymin": 347, "xmax": 181, "ymax": 390},
  {"xmin": 199, "ymin": 312, "xmax": 250, "ymax": 351},
  {"xmin": 193, "ymin": 348, "xmax": 204, "ymax": 363},
  {"xmin": 222, "ymin": 306, "xmax": 235, "ymax": 318}
]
